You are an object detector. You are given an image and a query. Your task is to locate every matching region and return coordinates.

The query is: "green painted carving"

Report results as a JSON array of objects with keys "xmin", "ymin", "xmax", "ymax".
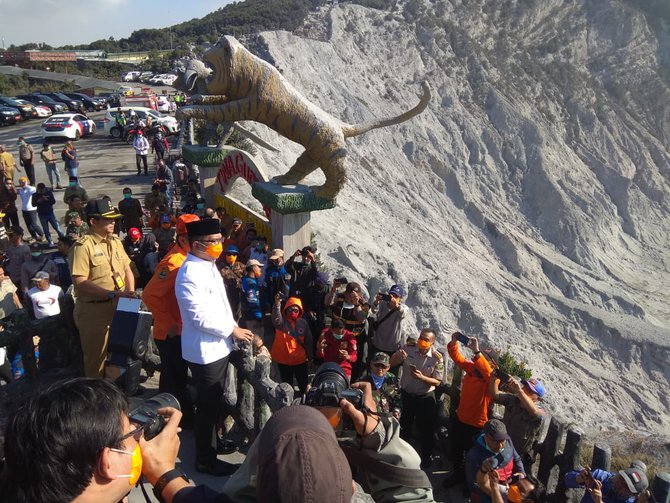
[
  {"xmin": 252, "ymin": 182, "xmax": 336, "ymax": 214},
  {"xmin": 182, "ymin": 144, "xmax": 233, "ymax": 167}
]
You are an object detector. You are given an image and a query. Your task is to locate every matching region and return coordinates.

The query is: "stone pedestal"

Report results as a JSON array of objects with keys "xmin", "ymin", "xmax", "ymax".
[{"xmin": 252, "ymin": 182, "xmax": 335, "ymax": 251}]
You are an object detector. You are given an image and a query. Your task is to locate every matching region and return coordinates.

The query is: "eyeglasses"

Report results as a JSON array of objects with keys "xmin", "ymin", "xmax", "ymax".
[
  {"xmin": 199, "ymin": 238, "xmax": 222, "ymax": 244},
  {"xmin": 286, "ymin": 307, "xmax": 300, "ymax": 313},
  {"xmin": 116, "ymin": 423, "xmax": 144, "ymax": 444}
]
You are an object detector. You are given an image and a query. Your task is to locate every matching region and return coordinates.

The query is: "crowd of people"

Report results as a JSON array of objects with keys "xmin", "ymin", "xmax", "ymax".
[{"xmin": 0, "ymin": 137, "xmax": 657, "ymax": 503}]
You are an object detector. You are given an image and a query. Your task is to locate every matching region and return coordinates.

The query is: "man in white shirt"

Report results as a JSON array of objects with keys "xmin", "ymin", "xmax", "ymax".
[
  {"xmin": 27, "ymin": 271, "xmax": 63, "ymax": 319},
  {"xmin": 17, "ymin": 176, "xmax": 45, "ymax": 242},
  {"xmin": 175, "ymin": 218, "xmax": 254, "ymax": 476}
]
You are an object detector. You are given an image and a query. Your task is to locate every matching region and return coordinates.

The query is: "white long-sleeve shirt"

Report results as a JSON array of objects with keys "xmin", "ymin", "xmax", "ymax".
[
  {"xmin": 18, "ymin": 185, "xmax": 36, "ymax": 211},
  {"xmin": 175, "ymin": 253, "xmax": 237, "ymax": 364}
]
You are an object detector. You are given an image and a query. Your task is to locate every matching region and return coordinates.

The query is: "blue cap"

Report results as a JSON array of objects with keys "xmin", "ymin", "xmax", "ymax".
[
  {"xmin": 225, "ymin": 245, "xmax": 239, "ymax": 254},
  {"xmin": 316, "ymin": 272, "xmax": 329, "ymax": 285},
  {"xmin": 521, "ymin": 378, "xmax": 545, "ymax": 399},
  {"xmin": 388, "ymin": 284, "xmax": 404, "ymax": 298}
]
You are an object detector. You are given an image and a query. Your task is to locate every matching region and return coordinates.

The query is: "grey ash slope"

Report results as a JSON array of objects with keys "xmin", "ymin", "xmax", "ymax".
[{"xmin": 236, "ymin": 0, "xmax": 670, "ymax": 438}]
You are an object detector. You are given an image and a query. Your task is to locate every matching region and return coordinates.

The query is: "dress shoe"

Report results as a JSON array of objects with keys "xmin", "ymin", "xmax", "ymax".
[{"xmin": 195, "ymin": 459, "xmax": 239, "ymax": 476}]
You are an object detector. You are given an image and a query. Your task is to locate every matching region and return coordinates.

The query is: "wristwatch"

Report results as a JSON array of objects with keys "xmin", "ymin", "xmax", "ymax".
[{"xmin": 153, "ymin": 468, "xmax": 189, "ymax": 503}]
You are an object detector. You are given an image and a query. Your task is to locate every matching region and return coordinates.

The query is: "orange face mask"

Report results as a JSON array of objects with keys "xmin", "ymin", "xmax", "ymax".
[
  {"xmin": 203, "ymin": 242, "xmax": 223, "ymax": 259},
  {"xmin": 111, "ymin": 444, "xmax": 143, "ymax": 486},
  {"xmin": 417, "ymin": 339, "xmax": 432, "ymax": 352},
  {"xmin": 507, "ymin": 484, "xmax": 522, "ymax": 503}
]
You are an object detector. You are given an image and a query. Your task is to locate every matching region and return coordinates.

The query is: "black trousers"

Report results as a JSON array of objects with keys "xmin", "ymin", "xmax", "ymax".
[
  {"xmin": 188, "ymin": 355, "xmax": 229, "ymax": 465},
  {"xmin": 277, "ymin": 362, "xmax": 308, "ymax": 395},
  {"xmin": 155, "ymin": 337, "xmax": 193, "ymax": 424},
  {"xmin": 448, "ymin": 414, "xmax": 482, "ymax": 481},
  {"xmin": 400, "ymin": 390, "xmax": 438, "ymax": 462},
  {"xmin": 136, "ymin": 154, "xmax": 148, "ymax": 173},
  {"xmin": 3, "ymin": 211, "xmax": 19, "ymax": 230},
  {"xmin": 23, "ymin": 161, "xmax": 35, "ymax": 186},
  {"xmin": 0, "ymin": 359, "xmax": 12, "ymax": 383},
  {"xmin": 350, "ymin": 332, "xmax": 367, "ymax": 382}
]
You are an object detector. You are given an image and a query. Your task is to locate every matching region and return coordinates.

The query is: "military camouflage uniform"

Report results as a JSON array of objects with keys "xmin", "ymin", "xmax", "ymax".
[{"xmin": 360, "ymin": 372, "xmax": 403, "ymax": 417}]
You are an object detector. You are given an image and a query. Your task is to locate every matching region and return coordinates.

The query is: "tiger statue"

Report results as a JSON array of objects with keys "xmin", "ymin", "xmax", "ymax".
[{"xmin": 176, "ymin": 35, "xmax": 431, "ymax": 200}]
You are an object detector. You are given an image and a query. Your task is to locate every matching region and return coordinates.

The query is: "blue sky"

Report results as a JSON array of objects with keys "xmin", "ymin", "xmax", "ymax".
[{"xmin": 0, "ymin": 0, "xmax": 236, "ymax": 48}]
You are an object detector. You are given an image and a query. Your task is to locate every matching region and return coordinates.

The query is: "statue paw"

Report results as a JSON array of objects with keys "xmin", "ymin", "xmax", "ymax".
[
  {"xmin": 175, "ymin": 108, "xmax": 191, "ymax": 121},
  {"xmin": 272, "ymin": 174, "xmax": 297, "ymax": 185},
  {"xmin": 190, "ymin": 94, "xmax": 204, "ymax": 104},
  {"xmin": 312, "ymin": 184, "xmax": 339, "ymax": 201}
]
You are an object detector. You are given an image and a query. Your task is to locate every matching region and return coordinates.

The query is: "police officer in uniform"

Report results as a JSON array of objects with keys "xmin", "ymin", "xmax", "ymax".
[
  {"xmin": 390, "ymin": 328, "xmax": 444, "ymax": 469},
  {"xmin": 69, "ymin": 199, "xmax": 136, "ymax": 377}
]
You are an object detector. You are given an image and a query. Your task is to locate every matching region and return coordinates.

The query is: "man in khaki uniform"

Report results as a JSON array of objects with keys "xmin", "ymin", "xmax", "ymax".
[{"xmin": 69, "ymin": 199, "xmax": 136, "ymax": 377}]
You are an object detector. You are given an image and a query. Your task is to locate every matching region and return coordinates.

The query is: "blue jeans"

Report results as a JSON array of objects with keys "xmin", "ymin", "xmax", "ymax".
[
  {"xmin": 65, "ymin": 162, "xmax": 78, "ymax": 182},
  {"xmin": 44, "ymin": 162, "xmax": 61, "ymax": 187},
  {"xmin": 22, "ymin": 210, "xmax": 43, "ymax": 239},
  {"xmin": 38, "ymin": 212, "xmax": 64, "ymax": 244}
]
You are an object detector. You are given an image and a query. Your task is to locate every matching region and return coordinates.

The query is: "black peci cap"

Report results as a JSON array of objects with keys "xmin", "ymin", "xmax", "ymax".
[{"xmin": 185, "ymin": 218, "xmax": 221, "ymax": 238}]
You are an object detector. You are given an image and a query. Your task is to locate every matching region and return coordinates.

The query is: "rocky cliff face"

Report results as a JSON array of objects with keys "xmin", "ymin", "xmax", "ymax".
[{"xmin": 237, "ymin": 0, "xmax": 670, "ymax": 438}]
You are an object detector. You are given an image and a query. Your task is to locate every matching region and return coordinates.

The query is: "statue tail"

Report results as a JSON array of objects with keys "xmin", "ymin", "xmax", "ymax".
[{"xmin": 341, "ymin": 82, "xmax": 431, "ymax": 138}]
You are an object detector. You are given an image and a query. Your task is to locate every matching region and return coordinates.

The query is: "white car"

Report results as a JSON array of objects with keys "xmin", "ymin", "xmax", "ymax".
[
  {"xmin": 14, "ymin": 99, "xmax": 51, "ymax": 118},
  {"xmin": 41, "ymin": 113, "xmax": 96, "ymax": 140},
  {"xmin": 103, "ymin": 106, "xmax": 179, "ymax": 137},
  {"xmin": 122, "ymin": 71, "xmax": 141, "ymax": 82}
]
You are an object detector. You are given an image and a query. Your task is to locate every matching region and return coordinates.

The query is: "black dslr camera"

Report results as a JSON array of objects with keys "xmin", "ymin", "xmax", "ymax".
[
  {"xmin": 304, "ymin": 363, "xmax": 365, "ymax": 432},
  {"xmin": 128, "ymin": 392, "xmax": 181, "ymax": 440}
]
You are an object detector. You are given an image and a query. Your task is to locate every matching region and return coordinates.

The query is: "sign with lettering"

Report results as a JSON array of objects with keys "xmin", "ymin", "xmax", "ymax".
[{"xmin": 212, "ymin": 147, "xmax": 272, "ymax": 220}]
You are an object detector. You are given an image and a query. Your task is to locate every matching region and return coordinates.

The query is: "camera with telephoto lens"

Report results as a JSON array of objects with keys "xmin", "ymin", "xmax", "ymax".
[
  {"xmin": 128, "ymin": 392, "xmax": 181, "ymax": 440},
  {"xmin": 494, "ymin": 368, "xmax": 511, "ymax": 383},
  {"xmin": 304, "ymin": 362, "xmax": 364, "ymax": 432}
]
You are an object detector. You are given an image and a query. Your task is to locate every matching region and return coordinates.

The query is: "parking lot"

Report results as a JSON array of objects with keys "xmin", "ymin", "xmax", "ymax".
[{"xmin": 0, "ymin": 110, "xmax": 169, "ymax": 223}]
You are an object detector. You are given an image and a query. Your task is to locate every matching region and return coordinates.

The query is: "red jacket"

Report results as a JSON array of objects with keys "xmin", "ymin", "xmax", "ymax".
[{"xmin": 317, "ymin": 328, "xmax": 357, "ymax": 377}]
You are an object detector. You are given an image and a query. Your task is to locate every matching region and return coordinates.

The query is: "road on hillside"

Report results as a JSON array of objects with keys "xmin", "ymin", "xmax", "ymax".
[{"xmin": 0, "ymin": 110, "xmax": 172, "ymax": 226}]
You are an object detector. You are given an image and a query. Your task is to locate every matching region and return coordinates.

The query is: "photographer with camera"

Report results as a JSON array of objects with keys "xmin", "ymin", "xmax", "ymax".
[
  {"xmin": 488, "ymin": 373, "xmax": 546, "ymax": 462},
  {"xmin": 443, "ymin": 331, "xmax": 493, "ymax": 492},
  {"xmin": 216, "ymin": 368, "xmax": 435, "ymax": 503},
  {"xmin": 285, "ymin": 245, "xmax": 318, "ymax": 299},
  {"xmin": 369, "ymin": 284, "xmax": 408, "ymax": 363},
  {"xmin": 325, "ymin": 281, "xmax": 370, "ymax": 381},
  {"xmin": 1, "ymin": 378, "xmax": 194, "ymax": 503},
  {"xmin": 465, "ymin": 419, "xmax": 526, "ymax": 503},
  {"xmin": 564, "ymin": 462, "xmax": 649, "ymax": 503}
]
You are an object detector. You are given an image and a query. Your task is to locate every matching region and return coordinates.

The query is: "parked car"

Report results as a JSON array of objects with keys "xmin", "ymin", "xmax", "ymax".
[
  {"xmin": 103, "ymin": 106, "xmax": 179, "ymax": 138},
  {"xmin": 122, "ymin": 71, "xmax": 141, "ymax": 82},
  {"xmin": 139, "ymin": 71, "xmax": 154, "ymax": 82},
  {"xmin": 14, "ymin": 99, "xmax": 51, "ymax": 118},
  {"xmin": 40, "ymin": 92, "xmax": 84, "ymax": 112},
  {"xmin": 64, "ymin": 92, "xmax": 105, "ymax": 112},
  {"xmin": 16, "ymin": 94, "xmax": 66, "ymax": 114},
  {"xmin": 0, "ymin": 106, "xmax": 21, "ymax": 126},
  {"xmin": 96, "ymin": 92, "xmax": 121, "ymax": 108},
  {"xmin": 0, "ymin": 96, "xmax": 37, "ymax": 120},
  {"xmin": 116, "ymin": 85, "xmax": 134, "ymax": 96},
  {"xmin": 41, "ymin": 113, "xmax": 95, "ymax": 140}
]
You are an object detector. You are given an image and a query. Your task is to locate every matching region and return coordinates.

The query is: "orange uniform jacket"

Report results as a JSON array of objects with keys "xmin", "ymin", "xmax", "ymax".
[
  {"xmin": 142, "ymin": 244, "xmax": 188, "ymax": 340},
  {"xmin": 447, "ymin": 341, "xmax": 493, "ymax": 428}
]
